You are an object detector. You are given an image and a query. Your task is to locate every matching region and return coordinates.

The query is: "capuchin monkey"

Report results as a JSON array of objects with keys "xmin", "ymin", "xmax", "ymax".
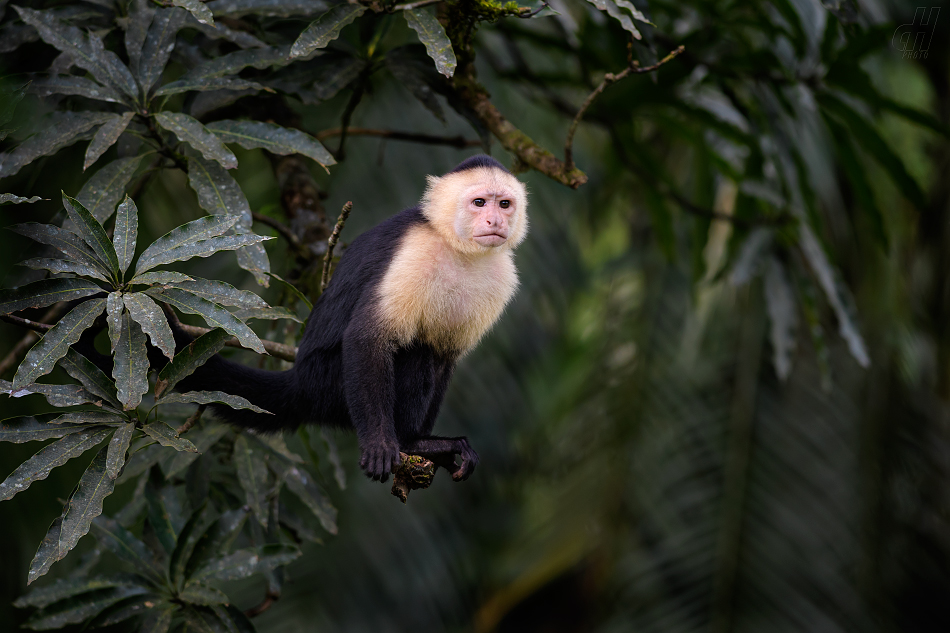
[{"xmin": 177, "ymin": 155, "xmax": 529, "ymax": 483}]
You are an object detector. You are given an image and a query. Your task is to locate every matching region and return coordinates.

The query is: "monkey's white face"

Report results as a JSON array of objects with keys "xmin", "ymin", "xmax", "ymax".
[{"xmin": 460, "ymin": 186, "xmax": 518, "ymax": 248}]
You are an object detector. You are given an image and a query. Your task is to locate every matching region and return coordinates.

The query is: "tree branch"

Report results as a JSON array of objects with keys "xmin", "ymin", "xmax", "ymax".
[
  {"xmin": 0, "ymin": 304, "xmax": 67, "ymax": 376},
  {"xmin": 175, "ymin": 323, "xmax": 298, "ymax": 362},
  {"xmin": 252, "ymin": 211, "xmax": 303, "ymax": 253},
  {"xmin": 322, "ymin": 201, "xmax": 352, "ymax": 293},
  {"xmin": 316, "ymin": 127, "xmax": 481, "ymax": 148}
]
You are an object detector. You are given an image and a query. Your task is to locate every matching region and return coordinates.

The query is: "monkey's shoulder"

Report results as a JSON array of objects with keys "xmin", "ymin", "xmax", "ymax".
[{"xmin": 377, "ymin": 222, "xmax": 518, "ymax": 353}]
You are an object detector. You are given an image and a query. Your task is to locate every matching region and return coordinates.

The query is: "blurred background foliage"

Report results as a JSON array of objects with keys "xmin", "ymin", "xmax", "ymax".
[{"xmin": 2, "ymin": 0, "xmax": 949, "ymax": 630}]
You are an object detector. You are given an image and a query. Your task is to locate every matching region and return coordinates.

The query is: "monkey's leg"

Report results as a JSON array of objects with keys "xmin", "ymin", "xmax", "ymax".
[{"xmin": 402, "ymin": 436, "xmax": 479, "ymax": 481}]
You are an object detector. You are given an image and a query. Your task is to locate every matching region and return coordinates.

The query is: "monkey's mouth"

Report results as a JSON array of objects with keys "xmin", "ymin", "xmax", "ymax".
[{"xmin": 473, "ymin": 232, "xmax": 508, "ymax": 246}]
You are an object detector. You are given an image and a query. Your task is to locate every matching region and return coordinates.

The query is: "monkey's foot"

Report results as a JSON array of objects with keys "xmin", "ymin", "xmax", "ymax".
[
  {"xmin": 359, "ymin": 441, "xmax": 401, "ymax": 482},
  {"xmin": 391, "ymin": 453, "xmax": 437, "ymax": 503}
]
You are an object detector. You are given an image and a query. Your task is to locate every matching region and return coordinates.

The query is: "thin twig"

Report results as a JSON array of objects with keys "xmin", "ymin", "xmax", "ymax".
[
  {"xmin": 0, "ymin": 303, "xmax": 68, "ymax": 376},
  {"xmin": 316, "ymin": 127, "xmax": 481, "ymax": 148},
  {"xmin": 391, "ymin": 0, "xmax": 441, "ymax": 10},
  {"xmin": 245, "ymin": 590, "xmax": 281, "ymax": 618},
  {"xmin": 176, "ymin": 404, "xmax": 205, "ymax": 435},
  {"xmin": 322, "ymin": 202, "xmax": 352, "ymax": 293},
  {"xmin": 564, "ymin": 45, "xmax": 685, "ymax": 170},
  {"xmin": 515, "ymin": 2, "xmax": 549, "ymax": 18},
  {"xmin": 175, "ymin": 323, "xmax": 298, "ymax": 362},
  {"xmin": 252, "ymin": 212, "xmax": 303, "ymax": 252},
  {"xmin": 0, "ymin": 314, "xmax": 52, "ymax": 333}
]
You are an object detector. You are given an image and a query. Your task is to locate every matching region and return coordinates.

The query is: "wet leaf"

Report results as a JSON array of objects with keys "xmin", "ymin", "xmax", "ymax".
[
  {"xmin": 146, "ymin": 286, "xmax": 265, "ymax": 353},
  {"xmin": 207, "ymin": 119, "xmax": 335, "ymax": 166},
  {"xmin": 233, "ymin": 306, "xmax": 301, "ymax": 322},
  {"xmin": 155, "ymin": 76, "xmax": 268, "ymax": 96},
  {"xmin": 91, "ymin": 516, "xmax": 164, "ymax": 582},
  {"xmin": 10, "ymin": 223, "xmax": 111, "ymax": 276},
  {"xmin": 84, "ymin": 112, "xmax": 134, "ymax": 171},
  {"xmin": 125, "ymin": 0, "xmax": 155, "ymax": 74},
  {"xmin": 0, "ymin": 193, "xmax": 45, "ymax": 204},
  {"xmin": 184, "ymin": 153, "xmax": 252, "ymax": 223},
  {"xmin": 77, "ymin": 155, "xmax": 144, "ymax": 224},
  {"xmin": 188, "ymin": 17, "xmax": 266, "ymax": 48},
  {"xmin": 135, "ymin": 215, "xmax": 239, "ymax": 276},
  {"xmin": 155, "ymin": 111, "xmax": 237, "ymax": 169},
  {"xmin": 106, "ymin": 423, "xmax": 134, "ymax": 480},
  {"xmin": 155, "ymin": 328, "xmax": 229, "ymax": 397},
  {"xmin": 142, "ymin": 422, "xmax": 198, "ymax": 452},
  {"xmin": 172, "ymin": 0, "xmax": 214, "ymax": 25},
  {"xmin": 125, "ymin": 292, "xmax": 176, "ymax": 359},
  {"xmin": 131, "ymin": 271, "xmax": 194, "ymax": 285},
  {"xmin": 161, "ymin": 391, "xmax": 271, "ymax": 413},
  {"xmin": 0, "ymin": 278, "xmax": 103, "ymax": 315},
  {"xmin": 170, "ymin": 504, "xmax": 213, "ymax": 588},
  {"xmin": 0, "ymin": 426, "xmax": 112, "ymax": 502},
  {"xmin": 29, "ymin": 515, "xmax": 65, "ymax": 585},
  {"xmin": 50, "ymin": 411, "xmax": 126, "ymax": 426},
  {"xmin": 403, "ymin": 9, "xmax": 456, "ymax": 78},
  {"xmin": 195, "ymin": 544, "xmax": 301, "ymax": 581},
  {"xmin": 168, "ymin": 278, "xmax": 266, "ymax": 309},
  {"xmin": 138, "ymin": 8, "xmax": 185, "ymax": 95},
  {"xmin": 181, "ymin": 45, "xmax": 292, "ymax": 80},
  {"xmin": 113, "ymin": 196, "xmax": 139, "ymax": 275},
  {"xmin": 24, "ymin": 586, "xmax": 149, "ymax": 629},
  {"xmin": 161, "ymin": 423, "xmax": 230, "ymax": 478},
  {"xmin": 0, "ymin": 111, "xmax": 114, "ymax": 179},
  {"xmin": 12, "ymin": 299, "xmax": 106, "ymax": 390},
  {"xmin": 184, "ymin": 508, "xmax": 248, "ymax": 579},
  {"xmin": 58, "ymin": 445, "xmax": 116, "ymax": 559},
  {"xmin": 290, "ymin": 4, "xmax": 365, "ymax": 58},
  {"xmin": 145, "ymin": 481, "xmax": 178, "ymax": 553},
  {"xmin": 88, "ymin": 594, "xmax": 165, "ymax": 628},
  {"xmin": 59, "ymin": 348, "xmax": 120, "ymax": 408},
  {"xmin": 235, "ymin": 234, "xmax": 271, "ymax": 287},
  {"xmin": 13, "ymin": 6, "xmax": 138, "ymax": 100},
  {"xmin": 106, "ymin": 291, "xmax": 124, "ymax": 353},
  {"xmin": 113, "ymin": 310, "xmax": 150, "ymax": 410},
  {"xmin": 140, "ymin": 604, "xmax": 175, "ymax": 633},
  {"xmin": 277, "ymin": 463, "xmax": 337, "ymax": 534},
  {"xmin": 115, "ymin": 444, "xmax": 165, "ymax": 484},
  {"xmin": 180, "ymin": 582, "xmax": 229, "ymax": 605},
  {"xmin": 62, "ymin": 193, "xmax": 120, "ymax": 278},
  {"xmin": 18, "ymin": 258, "xmax": 110, "ymax": 283},
  {"xmin": 207, "ymin": 0, "xmax": 328, "ymax": 17},
  {"xmin": 138, "ymin": 233, "xmax": 271, "ymax": 276},
  {"xmin": 1, "ymin": 381, "xmax": 103, "ymax": 408},
  {"xmin": 0, "ymin": 416, "xmax": 90, "ymax": 443},
  {"xmin": 585, "ymin": 0, "xmax": 642, "ymax": 39},
  {"xmin": 15, "ymin": 576, "xmax": 131, "ymax": 609},
  {"xmin": 28, "ymin": 75, "xmax": 125, "ymax": 103},
  {"xmin": 234, "ymin": 435, "xmax": 270, "ymax": 527}
]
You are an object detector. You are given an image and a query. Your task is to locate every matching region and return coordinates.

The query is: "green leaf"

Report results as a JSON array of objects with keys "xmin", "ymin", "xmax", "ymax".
[
  {"xmin": 161, "ymin": 423, "xmax": 230, "ymax": 479},
  {"xmin": 1, "ymin": 382, "xmax": 105, "ymax": 408},
  {"xmin": 290, "ymin": 4, "xmax": 366, "ymax": 58},
  {"xmin": 107, "ymin": 423, "xmax": 135, "ymax": 479},
  {"xmin": 161, "ymin": 391, "xmax": 272, "ymax": 414},
  {"xmin": 207, "ymin": 0, "xmax": 328, "ymax": 17},
  {"xmin": 145, "ymin": 481, "xmax": 178, "ymax": 553},
  {"xmin": 28, "ymin": 76, "xmax": 125, "ymax": 103},
  {"xmin": 207, "ymin": 120, "xmax": 336, "ymax": 167},
  {"xmin": 585, "ymin": 0, "xmax": 642, "ymax": 39},
  {"xmin": 403, "ymin": 9, "xmax": 456, "ymax": 78},
  {"xmin": 235, "ymin": 230, "xmax": 271, "ymax": 287},
  {"xmin": 0, "ymin": 416, "xmax": 89, "ymax": 443},
  {"xmin": 125, "ymin": 0, "xmax": 155, "ymax": 75},
  {"xmin": 131, "ymin": 271, "xmax": 194, "ymax": 285},
  {"xmin": 15, "ymin": 576, "xmax": 132, "ymax": 608},
  {"xmin": 84, "ymin": 112, "xmax": 135, "ymax": 171},
  {"xmin": 172, "ymin": 0, "xmax": 214, "ymax": 25},
  {"xmin": 145, "ymin": 286, "xmax": 266, "ymax": 353},
  {"xmin": 17, "ymin": 258, "xmax": 110, "ymax": 283},
  {"xmin": 234, "ymin": 435, "xmax": 270, "ymax": 527},
  {"xmin": 125, "ymin": 292, "xmax": 176, "ymax": 359},
  {"xmin": 184, "ymin": 508, "xmax": 249, "ymax": 579},
  {"xmin": 0, "ymin": 426, "xmax": 112, "ymax": 502},
  {"xmin": 23, "ymin": 586, "xmax": 149, "ymax": 630},
  {"xmin": 135, "ymin": 215, "xmax": 239, "ymax": 275},
  {"xmin": 137, "ymin": 232, "xmax": 268, "ymax": 274},
  {"xmin": 139, "ymin": 8, "xmax": 186, "ymax": 95},
  {"xmin": 106, "ymin": 292, "xmax": 124, "ymax": 353},
  {"xmin": 183, "ymin": 154, "xmax": 251, "ymax": 226},
  {"xmin": 59, "ymin": 348, "xmax": 120, "ymax": 408},
  {"xmin": 181, "ymin": 45, "xmax": 292, "ymax": 80},
  {"xmin": 50, "ymin": 411, "xmax": 126, "ymax": 426},
  {"xmin": 140, "ymin": 604, "xmax": 176, "ymax": 633},
  {"xmin": 234, "ymin": 306, "xmax": 302, "ymax": 322},
  {"xmin": 62, "ymin": 193, "xmax": 120, "ymax": 278},
  {"xmin": 0, "ymin": 193, "xmax": 45, "ymax": 204},
  {"xmin": 13, "ymin": 298, "xmax": 106, "ymax": 390},
  {"xmin": 195, "ymin": 544, "xmax": 301, "ymax": 581},
  {"xmin": 170, "ymin": 504, "xmax": 213, "ymax": 588},
  {"xmin": 0, "ymin": 111, "xmax": 114, "ymax": 179},
  {"xmin": 9, "ymin": 223, "xmax": 111, "ymax": 276},
  {"xmin": 116, "ymin": 444, "xmax": 164, "ymax": 484},
  {"xmin": 155, "ymin": 76, "xmax": 268, "ymax": 96},
  {"xmin": 168, "ymin": 278, "xmax": 267, "ymax": 309},
  {"xmin": 28, "ymin": 515, "xmax": 65, "ymax": 584},
  {"xmin": 58, "ymin": 445, "xmax": 116, "ymax": 559},
  {"xmin": 278, "ymin": 463, "xmax": 337, "ymax": 534},
  {"xmin": 90, "ymin": 516, "xmax": 164, "ymax": 582},
  {"xmin": 154, "ymin": 112, "xmax": 237, "ymax": 169},
  {"xmin": 88, "ymin": 594, "xmax": 166, "ymax": 628},
  {"xmin": 13, "ymin": 6, "xmax": 138, "ymax": 100},
  {"xmin": 77, "ymin": 155, "xmax": 144, "ymax": 224},
  {"xmin": 266, "ymin": 272, "xmax": 312, "ymax": 310},
  {"xmin": 155, "ymin": 328, "xmax": 229, "ymax": 397},
  {"xmin": 114, "ymin": 196, "xmax": 139, "ymax": 275},
  {"xmin": 180, "ymin": 582, "xmax": 229, "ymax": 605},
  {"xmin": 142, "ymin": 422, "xmax": 198, "ymax": 452},
  {"xmin": 0, "ymin": 278, "xmax": 103, "ymax": 315},
  {"xmin": 113, "ymin": 310, "xmax": 150, "ymax": 410}
]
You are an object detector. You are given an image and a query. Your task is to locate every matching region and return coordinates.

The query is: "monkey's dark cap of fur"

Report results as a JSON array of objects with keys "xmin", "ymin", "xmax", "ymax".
[{"xmin": 447, "ymin": 154, "xmax": 510, "ymax": 175}]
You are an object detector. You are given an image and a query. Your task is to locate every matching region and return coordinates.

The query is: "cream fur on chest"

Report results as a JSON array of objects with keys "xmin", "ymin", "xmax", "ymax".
[{"xmin": 376, "ymin": 223, "xmax": 518, "ymax": 353}]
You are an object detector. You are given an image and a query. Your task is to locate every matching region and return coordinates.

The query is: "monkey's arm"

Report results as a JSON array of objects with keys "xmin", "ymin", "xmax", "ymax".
[{"xmin": 342, "ymin": 318, "xmax": 401, "ymax": 482}]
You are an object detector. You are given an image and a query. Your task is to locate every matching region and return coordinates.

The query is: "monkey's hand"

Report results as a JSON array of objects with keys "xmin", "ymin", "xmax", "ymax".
[
  {"xmin": 359, "ymin": 439, "xmax": 402, "ymax": 483},
  {"xmin": 433, "ymin": 437, "xmax": 479, "ymax": 482}
]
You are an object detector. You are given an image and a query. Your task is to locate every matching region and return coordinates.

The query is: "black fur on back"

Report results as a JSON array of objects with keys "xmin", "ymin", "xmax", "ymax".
[{"xmin": 447, "ymin": 154, "xmax": 509, "ymax": 175}]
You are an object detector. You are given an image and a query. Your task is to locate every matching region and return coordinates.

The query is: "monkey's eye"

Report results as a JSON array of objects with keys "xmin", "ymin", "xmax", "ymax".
[
  {"xmin": 473, "ymin": 198, "xmax": 486, "ymax": 207},
  {"xmin": 499, "ymin": 200, "xmax": 511, "ymax": 209}
]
